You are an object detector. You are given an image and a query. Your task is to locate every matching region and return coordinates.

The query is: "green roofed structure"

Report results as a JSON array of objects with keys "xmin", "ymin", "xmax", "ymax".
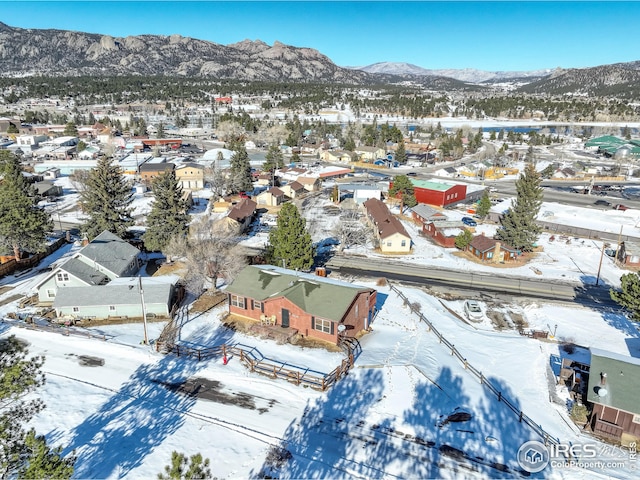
[
  {"xmin": 585, "ymin": 135, "xmax": 640, "ymax": 159},
  {"xmin": 586, "ymin": 348, "xmax": 640, "ymax": 443},
  {"xmin": 225, "ymin": 265, "xmax": 377, "ymax": 345}
]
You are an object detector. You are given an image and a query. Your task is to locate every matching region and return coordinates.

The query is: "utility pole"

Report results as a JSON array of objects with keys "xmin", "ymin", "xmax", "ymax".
[
  {"xmin": 139, "ymin": 276, "xmax": 149, "ymax": 345},
  {"xmin": 596, "ymin": 242, "xmax": 606, "ymax": 286}
]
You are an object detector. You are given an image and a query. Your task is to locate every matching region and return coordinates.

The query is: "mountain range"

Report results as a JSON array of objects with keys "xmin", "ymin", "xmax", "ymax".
[{"xmin": 1, "ymin": 22, "xmax": 640, "ymax": 98}]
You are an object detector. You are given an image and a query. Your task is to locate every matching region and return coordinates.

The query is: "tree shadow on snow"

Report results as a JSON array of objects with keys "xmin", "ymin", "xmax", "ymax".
[
  {"xmin": 401, "ymin": 368, "xmax": 543, "ymax": 478},
  {"xmin": 251, "ymin": 369, "xmax": 387, "ymax": 479},
  {"xmin": 601, "ymin": 310, "xmax": 640, "ymax": 339},
  {"xmin": 62, "ymin": 324, "xmax": 234, "ymax": 478}
]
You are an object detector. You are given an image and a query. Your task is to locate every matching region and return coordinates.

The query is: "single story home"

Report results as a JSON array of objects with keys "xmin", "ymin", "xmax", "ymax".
[
  {"xmin": 297, "ymin": 176, "xmax": 322, "ymax": 192},
  {"xmin": 226, "ymin": 198, "xmax": 257, "ymax": 233},
  {"xmin": 355, "ymin": 146, "xmax": 386, "ymax": 162},
  {"xmin": 53, "ymin": 277, "xmax": 176, "ymax": 320},
  {"xmin": 587, "ymin": 348, "xmax": 640, "ymax": 444},
  {"xmin": 616, "ymin": 241, "xmax": 640, "ymax": 268},
  {"xmin": 139, "ymin": 162, "xmax": 175, "ymax": 185},
  {"xmin": 338, "ymin": 183, "xmax": 382, "ymax": 204},
  {"xmin": 225, "ymin": 265, "xmax": 377, "ymax": 345},
  {"xmin": 467, "ymin": 234, "xmax": 517, "ymax": 262}
]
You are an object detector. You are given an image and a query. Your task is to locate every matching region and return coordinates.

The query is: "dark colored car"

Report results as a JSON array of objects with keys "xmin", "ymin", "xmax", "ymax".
[
  {"xmin": 594, "ymin": 199, "xmax": 611, "ymax": 207},
  {"xmin": 461, "ymin": 216, "xmax": 477, "ymax": 227}
]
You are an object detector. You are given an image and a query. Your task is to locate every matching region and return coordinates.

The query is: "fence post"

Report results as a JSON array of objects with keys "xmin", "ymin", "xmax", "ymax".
[
  {"xmin": 480, "ymin": 373, "xmax": 484, "ymax": 384},
  {"xmin": 197, "ymin": 350, "xmax": 201, "ymax": 361},
  {"xmin": 450, "ymin": 346, "xmax": 454, "ymax": 355},
  {"xmin": 176, "ymin": 345, "xmax": 180, "ymax": 357},
  {"xmin": 519, "ymin": 411, "xmax": 523, "ymax": 422},
  {"xmin": 464, "ymin": 360, "xmax": 468, "ymax": 369},
  {"xmin": 498, "ymin": 391, "xmax": 502, "ymax": 402},
  {"xmin": 222, "ymin": 344, "xmax": 226, "ymax": 358}
]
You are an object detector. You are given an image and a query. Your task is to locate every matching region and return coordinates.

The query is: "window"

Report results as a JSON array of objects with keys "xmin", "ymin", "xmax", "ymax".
[
  {"xmin": 401, "ymin": 240, "xmax": 406, "ymax": 247},
  {"xmin": 230, "ymin": 295, "xmax": 245, "ymax": 309},
  {"xmin": 72, "ymin": 307, "xmax": 79, "ymax": 312},
  {"xmin": 253, "ymin": 300, "xmax": 262, "ymax": 311},
  {"xmin": 487, "ymin": 252, "xmax": 493, "ymax": 258},
  {"xmin": 47, "ymin": 289, "xmax": 55, "ymax": 298},
  {"xmin": 387, "ymin": 241, "xmax": 392, "ymax": 247},
  {"xmin": 56, "ymin": 272, "xmax": 69, "ymax": 282},
  {"xmin": 109, "ymin": 306, "xmax": 116, "ymax": 311},
  {"xmin": 633, "ymin": 414, "xmax": 640, "ymax": 424},
  {"xmin": 313, "ymin": 317, "xmax": 332, "ymax": 334}
]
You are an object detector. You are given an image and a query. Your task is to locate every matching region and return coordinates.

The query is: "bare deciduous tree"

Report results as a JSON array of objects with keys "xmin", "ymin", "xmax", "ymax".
[
  {"xmin": 165, "ymin": 216, "xmax": 247, "ymax": 295},
  {"xmin": 215, "ymin": 120, "xmax": 244, "ymax": 143},
  {"xmin": 332, "ymin": 210, "xmax": 375, "ymax": 252}
]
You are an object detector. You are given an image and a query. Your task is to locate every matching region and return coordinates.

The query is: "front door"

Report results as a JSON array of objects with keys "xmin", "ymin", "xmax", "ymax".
[{"xmin": 281, "ymin": 309, "xmax": 290, "ymax": 328}]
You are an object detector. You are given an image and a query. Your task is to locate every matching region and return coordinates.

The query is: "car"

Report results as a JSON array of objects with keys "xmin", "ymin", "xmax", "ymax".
[
  {"xmin": 594, "ymin": 199, "xmax": 611, "ymax": 207},
  {"xmin": 407, "ymin": 172, "xmax": 417, "ymax": 176},
  {"xmin": 613, "ymin": 204, "xmax": 629, "ymax": 211},
  {"xmin": 463, "ymin": 300, "xmax": 484, "ymax": 321},
  {"xmin": 239, "ymin": 192, "xmax": 251, "ymax": 199},
  {"xmin": 461, "ymin": 217, "xmax": 477, "ymax": 227}
]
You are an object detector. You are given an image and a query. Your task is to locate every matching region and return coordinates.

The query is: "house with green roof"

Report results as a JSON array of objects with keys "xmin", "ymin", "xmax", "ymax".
[
  {"xmin": 586, "ymin": 348, "xmax": 640, "ymax": 443},
  {"xmin": 224, "ymin": 265, "xmax": 377, "ymax": 345}
]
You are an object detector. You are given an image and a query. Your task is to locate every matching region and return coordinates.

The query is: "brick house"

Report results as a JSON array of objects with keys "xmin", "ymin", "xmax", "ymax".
[
  {"xmin": 225, "ymin": 265, "xmax": 377, "ymax": 345},
  {"xmin": 467, "ymin": 235, "xmax": 517, "ymax": 262},
  {"xmin": 363, "ymin": 198, "xmax": 412, "ymax": 253},
  {"xmin": 616, "ymin": 241, "xmax": 640, "ymax": 268},
  {"xmin": 587, "ymin": 348, "xmax": 640, "ymax": 444}
]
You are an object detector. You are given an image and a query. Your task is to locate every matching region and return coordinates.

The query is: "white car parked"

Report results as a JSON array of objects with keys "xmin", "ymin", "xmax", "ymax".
[{"xmin": 463, "ymin": 300, "xmax": 484, "ymax": 321}]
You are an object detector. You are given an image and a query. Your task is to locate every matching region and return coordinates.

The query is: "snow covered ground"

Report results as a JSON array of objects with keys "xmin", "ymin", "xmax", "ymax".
[
  {"xmin": 2, "ymin": 271, "xmax": 638, "ymax": 478},
  {"xmin": 4, "ymin": 149, "xmax": 637, "ymax": 478}
]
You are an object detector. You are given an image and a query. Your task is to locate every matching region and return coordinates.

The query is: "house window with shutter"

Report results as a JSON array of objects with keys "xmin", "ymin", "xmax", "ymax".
[
  {"xmin": 230, "ymin": 295, "xmax": 245, "ymax": 309},
  {"xmin": 253, "ymin": 300, "xmax": 262, "ymax": 311},
  {"xmin": 47, "ymin": 289, "xmax": 55, "ymax": 298},
  {"xmin": 56, "ymin": 272, "xmax": 69, "ymax": 282}
]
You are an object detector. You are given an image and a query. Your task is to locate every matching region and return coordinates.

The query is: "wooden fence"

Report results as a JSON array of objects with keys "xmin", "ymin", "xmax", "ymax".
[
  {"xmin": 388, "ymin": 283, "xmax": 561, "ymax": 447},
  {"xmin": 0, "ymin": 237, "xmax": 67, "ymax": 278},
  {"xmin": 1, "ymin": 317, "xmax": 109, "ymax": 341},
  {"xmin": 156, "ymin": 340, "xmax": 357, "ymax": 392}
]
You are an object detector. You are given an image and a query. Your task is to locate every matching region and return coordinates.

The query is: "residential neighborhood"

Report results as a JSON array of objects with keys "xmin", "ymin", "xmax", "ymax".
[{"xmin": 2, "ymin": 12, "xmax": 640, "ymax": 478}]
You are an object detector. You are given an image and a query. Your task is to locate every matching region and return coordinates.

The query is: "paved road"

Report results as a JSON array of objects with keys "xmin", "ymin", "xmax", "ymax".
[{"xmin": 326, "ymin": 255, "xmax": 616, "ymax": 306}]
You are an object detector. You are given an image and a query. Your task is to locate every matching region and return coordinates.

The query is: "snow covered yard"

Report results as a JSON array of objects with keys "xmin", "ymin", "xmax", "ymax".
[{"xmin": 2, "ymin": 267, "xmax": 638, "ymax": 478}]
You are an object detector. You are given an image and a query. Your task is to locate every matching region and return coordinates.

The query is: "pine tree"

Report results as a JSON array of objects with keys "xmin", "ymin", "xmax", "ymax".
[
  {"xmin": 454, "ymin": 229, "xmax": 473, "ymax": 250},
  {"xmin": 611, "ymin": 272, "xmax": 640, "ymax": 322},
  {"xmin": 268, "ymin": 203, "xmax": 314, "ymax": 271},
  {"xmin": 263, "ymin": 145, "xmax": 284, "ymax": 174},
  {"xmin": 395, "ymin": 140, "xmax": 407, "ymax": 164},
  {"xmin": 389, "ymin": 175, "xmax": 417, "ymax": 211},
  {"xmin": 158, "ymin": 451, "xmax": 212, "ymax": 480},
  {"xmin": 0, "ymin": 335, "xmax": 75, "ymax": 478},
  {"xmin": 62, "ymin": 122, "xmax": 78, "ymax": 137},
  {"xmin": 143, "ymin": 171, "xmax": 190, "ymax": 253},
  {"xmin": 476, "ymin": 190, "xmax": 492, "ymax": 218},
  {"xmin": 0, "ymin": 152, "xmax": 52, "ymax": 261},
  {"xmin": 79, "ymin": 156, "xmax": 134, "ymax": 240},
  {"xmin": 18, "ymin": 431, "xmax": 75, "ymax": 480},
  {"xmin": 495, "ymin": 163, "xmax": 543, "ymax": 252},
  {"xmin": 228, "ymin": 142, "xmax": 253, "ymax": 194}
]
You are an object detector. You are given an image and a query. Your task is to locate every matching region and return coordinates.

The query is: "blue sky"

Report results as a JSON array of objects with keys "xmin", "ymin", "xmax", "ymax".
[{"xmin": 2, "ymin": 1, "xmax": 639, "ymax": 71}]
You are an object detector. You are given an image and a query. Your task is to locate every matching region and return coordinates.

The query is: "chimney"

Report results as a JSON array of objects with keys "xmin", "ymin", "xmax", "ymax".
[
  {"xmin": 600, "ymin": 372, "xmax": 607, "ymax": 385},
  {"xmin": 492, "ymin": 241, "xmax": 501, "ymax": 263}
]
